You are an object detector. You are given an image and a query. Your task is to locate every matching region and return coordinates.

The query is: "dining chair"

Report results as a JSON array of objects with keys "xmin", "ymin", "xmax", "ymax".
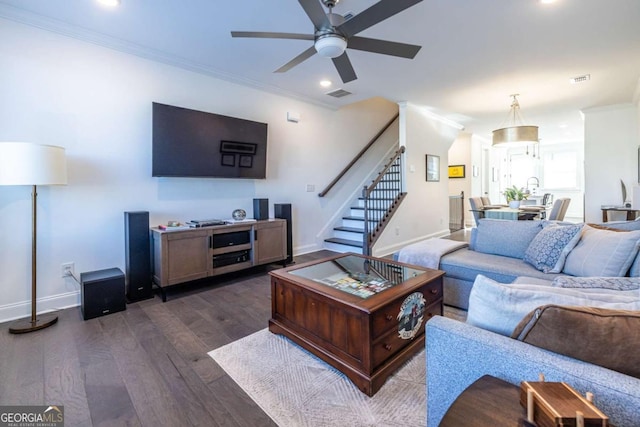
[
  {"xmin": 469, "ymin": 197, "xmax": 484, "ymax": 225},
  {"xmin": 558, "ymin": 198, "xmax": 571, "ymax": 221},
  {"xmin": 548, "ymin": 198, "xmax": 571, "ymax": 221}
]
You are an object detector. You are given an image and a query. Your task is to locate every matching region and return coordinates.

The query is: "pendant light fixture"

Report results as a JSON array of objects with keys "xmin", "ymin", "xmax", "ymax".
[{"xmin": 492, "ymin": 94, "xmax": 539, "ymax": 147}]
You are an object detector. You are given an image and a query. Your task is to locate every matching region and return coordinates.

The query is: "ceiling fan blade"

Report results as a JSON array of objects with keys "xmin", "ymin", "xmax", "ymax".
[
  {"xmin": 275, "ymin": 46, "xmax": 317, "ymax": 73},
  {"xmin": 337, "ymin": 0, "xmax": 423, "ymax": 38},
  {"xmin": 231, "ymin": 31, "xmax": 314, "ymax": 41},
  {"xmin": 348, "ymin": 36, "xmax": 421, "ymax": 59},
  {"xmin": 332, "ymin": 52, "xmax": 357, "ymax": 83},
  {"xmin": 298, "ymin": 0, "xmax": 330, "ymax": 30}
]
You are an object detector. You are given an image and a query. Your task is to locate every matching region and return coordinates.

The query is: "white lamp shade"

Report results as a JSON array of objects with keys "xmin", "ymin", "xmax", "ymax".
[
  {"xmin": 0, "ymin": 142, "xmax": 67, "ymax": 185},
  {"xmin": 315, "ymin": 35, "xmax": 347, "ymax": 58}
]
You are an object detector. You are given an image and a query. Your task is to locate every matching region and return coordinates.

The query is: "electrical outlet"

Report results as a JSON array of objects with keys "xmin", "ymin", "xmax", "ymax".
[
  {"xmin": 395, "ymin": 227, "xmax": 400, "ymax": 236},
  {"xmin": 61, "ymin": 262, "xmax": 74, "ymax": 278},
  {"xmin": 305, "ymin": 184, "xmax": 315, "ymax": 192}
]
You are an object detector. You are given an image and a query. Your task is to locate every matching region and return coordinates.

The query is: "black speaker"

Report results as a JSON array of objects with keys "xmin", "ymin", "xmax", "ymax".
[
  {"xmin": 253, "ymin": 198, "xmax": 269, "ymax": 220},
  {"xmin": 80, "ymin": 268, "xmax": 126, "ymax": 320},
  {"xmin": 274, "ymin": 203, "xmax": 293, "ymax": 264},
  {"xmin": 124, "ymin": 211, "xmax": 153, "ymax": 302}
]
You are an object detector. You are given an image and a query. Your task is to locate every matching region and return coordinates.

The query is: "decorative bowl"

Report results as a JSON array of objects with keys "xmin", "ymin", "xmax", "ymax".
[{"xmin": 232, "ymin": 209, "xmax": 247, "ymax": 221}]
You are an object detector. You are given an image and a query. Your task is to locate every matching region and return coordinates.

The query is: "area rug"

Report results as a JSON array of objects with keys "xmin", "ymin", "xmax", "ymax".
[{"xmin": 209, "ymin": 329, "xmax": 427, "ymax": 427}]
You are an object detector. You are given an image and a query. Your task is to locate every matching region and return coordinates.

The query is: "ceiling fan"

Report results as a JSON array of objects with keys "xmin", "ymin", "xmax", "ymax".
[{"xmin": 231, "ymin": 0, "xmax": 423, "ymax": 83}]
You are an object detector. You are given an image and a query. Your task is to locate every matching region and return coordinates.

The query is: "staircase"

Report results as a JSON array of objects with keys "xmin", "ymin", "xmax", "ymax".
[{"xmin": 324, "ymin": 147, "xmax": 405, "ymax": 254}]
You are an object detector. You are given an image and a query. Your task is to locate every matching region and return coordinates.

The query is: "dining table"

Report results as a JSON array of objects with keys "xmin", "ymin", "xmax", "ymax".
[{"xmin": 481, "ymin": 206, "xmax": 547, "ymax": 221}]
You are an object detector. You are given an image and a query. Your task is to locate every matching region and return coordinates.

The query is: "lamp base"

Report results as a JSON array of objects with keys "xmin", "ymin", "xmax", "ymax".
[{"xmin": 8, "ymin": 313, "xmax": 58, "ymax": 334}]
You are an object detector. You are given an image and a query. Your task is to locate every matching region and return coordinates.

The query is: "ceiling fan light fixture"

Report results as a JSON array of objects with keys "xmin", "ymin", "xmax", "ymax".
[{"xmin": 314, "ymin": 34, "xmax": 347, "ymax": 58}]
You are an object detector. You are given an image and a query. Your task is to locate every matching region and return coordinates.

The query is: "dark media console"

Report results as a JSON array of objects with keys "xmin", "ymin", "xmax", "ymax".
[{"xmin": 151, "ymin": 219, "xmax": 286, "ymax": 301}]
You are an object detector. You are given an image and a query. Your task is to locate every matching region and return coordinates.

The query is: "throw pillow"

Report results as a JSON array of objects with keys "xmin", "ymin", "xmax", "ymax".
[
  {"xmin": 563, "ymin": 224, "xmax": 640, "ymax": 277},
  {"xmin": 588, "ymin": 223, "xmax": 640, "ymax": 277},
  {"xmin": 466, "ymin": 275, "xmax": 640, "ymax": 336},
  {"xmin": 523, "ymin": 223, "xmax": 583, "ymax": 273},
  {"xmin": 552, "ymin": 276, "xmax": 640, "ymax": 291},
  {"xmin": 472, "ymin": 219, "xmax": 543, "ymax": 259},
  {"xmin": 512, "ymin": 305, "xmax": 640, "ymax": 379}
]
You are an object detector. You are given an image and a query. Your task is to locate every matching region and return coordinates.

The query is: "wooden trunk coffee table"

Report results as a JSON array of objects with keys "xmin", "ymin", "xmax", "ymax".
[{"xmin": 268, "ymin": 253, "xmax": 444, "ymax": 396}]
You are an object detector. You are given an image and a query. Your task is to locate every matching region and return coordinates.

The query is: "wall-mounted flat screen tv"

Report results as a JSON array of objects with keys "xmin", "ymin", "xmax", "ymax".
[{"xmin": 152, "ymin": 102, "xmax": 268, "ymax": 179}]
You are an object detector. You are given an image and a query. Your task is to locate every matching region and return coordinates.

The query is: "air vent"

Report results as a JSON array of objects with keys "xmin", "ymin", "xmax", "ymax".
[
  {"xmin": 569, "ymin": 74, "xmax": 591, "ymax": 84},
  {"xmin": 344, "ymin": 11, "xmax": 354, "ymax": 20},
  {"xmin": 326, "ymin": 88, "xmax": 352, "ymax": 98}
]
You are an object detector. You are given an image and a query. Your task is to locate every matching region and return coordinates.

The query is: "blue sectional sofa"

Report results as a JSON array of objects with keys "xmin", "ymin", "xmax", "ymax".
[
  {"xmin": 419, "ymin": 218, "xmax": 640, "ymax": 426},
  {"xmin": 426, "ymin": 316, "xmax": 640, "ymax": 426},
  {"xmin": 440, "ymin": 218, "xmax": 640, "ymax": 309}
]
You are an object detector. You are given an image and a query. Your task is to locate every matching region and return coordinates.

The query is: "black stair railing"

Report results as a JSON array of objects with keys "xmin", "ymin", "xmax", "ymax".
[{"xmin": 362, "ymin": 146, "xmax": 406, "ymax": 256}]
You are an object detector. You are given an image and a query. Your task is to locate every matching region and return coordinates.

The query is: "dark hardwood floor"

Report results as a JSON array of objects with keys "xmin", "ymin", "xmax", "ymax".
[{"xmin": 0, "ymin": 250, "xmax": 337, "ymax": 427}]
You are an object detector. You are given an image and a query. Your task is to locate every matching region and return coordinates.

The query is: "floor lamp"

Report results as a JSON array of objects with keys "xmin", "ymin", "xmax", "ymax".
[{"xmin": 0, "ymin": 142, "xmax": 67, "ymax": 334}]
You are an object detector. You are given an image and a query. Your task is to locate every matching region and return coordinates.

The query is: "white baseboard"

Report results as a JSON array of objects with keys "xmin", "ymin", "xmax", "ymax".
[
  {"xmin": 294, "ymin": 243, "xmax": 323, "ymax": 256},
  {"xmin": 0, "ymin": 290, "xmax": 80, "ymax": 324}
]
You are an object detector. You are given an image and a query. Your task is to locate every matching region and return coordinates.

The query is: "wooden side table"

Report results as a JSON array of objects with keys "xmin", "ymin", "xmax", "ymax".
[
  {"xmin": 601, "ymin": 206, "xmax": 640, "ymax": 222},
  {"xmin": 439, "ymin": 375, "xmax": 523, "ymax": 426}
]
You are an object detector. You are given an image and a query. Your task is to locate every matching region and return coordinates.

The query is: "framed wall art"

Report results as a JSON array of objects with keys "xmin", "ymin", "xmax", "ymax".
[
  {"xmin": 239, "ymin": 154, "xmax": 253, "ymax": 168},
  {"xmin": 448, "ymin": 165, "xmax": 465, "ymax": 179},
  {"xmin": 221, "ymin": 153, "xmax": 235, "ymax": 167},
  {"xmin": 426, "ymin": 154, "xmax": 440, "ymax": 182}
]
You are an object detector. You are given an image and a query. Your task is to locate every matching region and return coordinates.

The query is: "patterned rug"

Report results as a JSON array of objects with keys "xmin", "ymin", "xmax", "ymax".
[
  {"xmin": 208, "ymin": 309, "xmax": 466, "ymax": 427},
  {"xmin": 209, "ymin": 329, "xmax": 425, "ymax": 427}
]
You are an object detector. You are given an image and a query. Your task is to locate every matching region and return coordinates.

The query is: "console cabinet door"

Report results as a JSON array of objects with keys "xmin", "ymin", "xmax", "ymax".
[
  {"xmin": 164, "ymin": 230, "xmax": 210, "ymax": 285},
  {"xmin": 254, "ymin": 220, "xmax": 286, "ymax": 265}
]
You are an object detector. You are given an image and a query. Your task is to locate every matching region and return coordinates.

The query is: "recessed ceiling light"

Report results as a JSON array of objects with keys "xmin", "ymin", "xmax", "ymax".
[
  {"xmin": 540, "ymin": 0, "xmax": 556, "ymax": 4},
  {"xmin": 320, "ymin": 80, "xmax": 332, "ymax": 88},
  {"xmin": 97, "ymin": 0, "xmax": 121, "ymax": 7}
]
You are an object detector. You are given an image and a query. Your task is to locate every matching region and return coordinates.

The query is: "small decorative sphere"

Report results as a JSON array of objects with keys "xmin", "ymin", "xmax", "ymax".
[{"xmin": 232, "ymin": 209, "xmax": 246, "ymax": 220}]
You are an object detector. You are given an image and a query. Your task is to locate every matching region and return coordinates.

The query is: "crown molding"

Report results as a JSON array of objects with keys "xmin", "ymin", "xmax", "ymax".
[{"xmin": 0, "ymin": 4, "xmax": 339, "ymax": 111}]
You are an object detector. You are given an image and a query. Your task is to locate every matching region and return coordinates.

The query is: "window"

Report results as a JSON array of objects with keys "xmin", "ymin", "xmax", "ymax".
[
  {"xmin": 509, "ymin": 153, "xmax": 536, "ymax": 189},
  {"xmin": 542, "ymin": 151, "xmax": 579, "ymax": 189}
]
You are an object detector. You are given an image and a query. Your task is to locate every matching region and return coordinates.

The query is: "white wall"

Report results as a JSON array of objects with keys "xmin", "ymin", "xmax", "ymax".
[
  {"xmin": 448, "ymin": 132, "xmax": 472, "ymax": 197},
  {"xmin": 583, "ymin": 103, "xmax": 639, "ymax": 223},
  {"xmin": 448, "ymin": 132, "xmax": 473, "ymax": 227},
  {"xmin": 373, "ymin": 103, "xmax": 462, "ymax": 255},
  {"xmin": 0, "ymin": 19, "xmax": 398, "ymax": 321}
]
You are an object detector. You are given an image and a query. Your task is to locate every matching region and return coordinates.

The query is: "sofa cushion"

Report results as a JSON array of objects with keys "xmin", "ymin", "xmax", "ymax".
[
  {"xmin": 594, "ymin": 218, "xmax": 640, "ymax": 231},
  {"xmin": 440, "ymin": 248, "xmax": 567, "ymax": 284},
  {"xmin": 563, "ymin": 224, "xmax": 640, "ymax": 277},
  {"xmin": 523, "ymin": 223, "xmax": 583, "ymax": 273},
  {"xmin": 466, "ymin": 275, "xmax": 640, "ymax": 336},
  {"xmin": 552, "ymin": 276, "xmax": 640, "ymax": 291},
  {"xmin": 470, "ymin": 219, "xmax": 543, "ymax": 259},
  {"xmin": 512, "ymin": 305, "xmax": 640, "ymax": 379}
]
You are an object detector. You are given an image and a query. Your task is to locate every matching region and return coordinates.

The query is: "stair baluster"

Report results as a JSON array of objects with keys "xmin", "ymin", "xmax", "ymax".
[{"xmin": 362, "ymin": 146, "xmax": 406, "ymax": 256}]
